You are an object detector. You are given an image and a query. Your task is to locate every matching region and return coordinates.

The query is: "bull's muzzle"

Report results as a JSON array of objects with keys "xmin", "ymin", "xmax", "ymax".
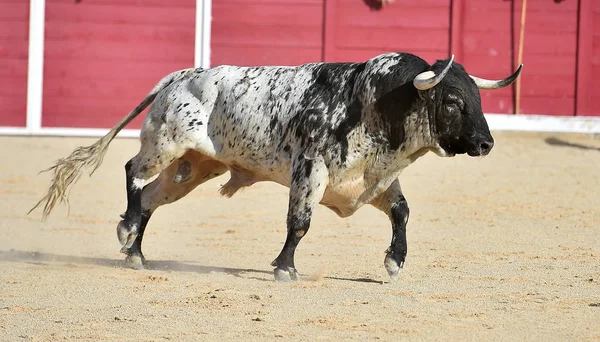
[{"xmin": 468, "ymin": 136, "xmax": 494, "ymax": 156}]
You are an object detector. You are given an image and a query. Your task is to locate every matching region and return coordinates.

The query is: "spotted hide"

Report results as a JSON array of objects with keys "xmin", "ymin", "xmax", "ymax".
[{"xmin": 32, "ymin": 52, "xmax": 522, "ymax": 281}]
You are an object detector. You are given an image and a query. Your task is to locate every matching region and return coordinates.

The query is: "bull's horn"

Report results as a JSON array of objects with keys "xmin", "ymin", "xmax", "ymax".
[
  {"xmin": 413, "ymin": 54, "xmax": 455, "ymax": 91},
  {"xmin": 470, "ymin": 64, "xmax": 523, "ymax": 90}
]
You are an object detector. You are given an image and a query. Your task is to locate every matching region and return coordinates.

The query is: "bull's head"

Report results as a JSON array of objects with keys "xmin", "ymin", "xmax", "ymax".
[{"xmin": 413, "ymin": 56, "xmax": 522, "ymax": 157}]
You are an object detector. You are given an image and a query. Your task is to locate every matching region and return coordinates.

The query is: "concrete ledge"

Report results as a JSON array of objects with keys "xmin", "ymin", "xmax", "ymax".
[{"xmin": 485, "ymin": 114, "xmax": 600, "ymax": 134}]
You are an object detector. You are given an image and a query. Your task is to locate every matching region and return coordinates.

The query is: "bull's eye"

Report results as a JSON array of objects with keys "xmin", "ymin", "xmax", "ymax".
[
  {"xmin": 445, "ymin": 96, "xmax": 463, "ymax": 112},
  {"xmin": 445, "ymin": 101, "xmax": 460, "ymax": 112},
  {"xmin": 443, "ymin": 94, "xmax": 464, "ymax": 118}
]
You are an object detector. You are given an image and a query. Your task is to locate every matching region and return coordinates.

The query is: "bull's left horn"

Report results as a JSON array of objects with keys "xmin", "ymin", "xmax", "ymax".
[
  {"xmin": 413, "ymin": 54, "xmax": 455, "ymax": 91},
  {"xmin": 470, "ymin": 64, "xmax": 523, "ymax": 90}
]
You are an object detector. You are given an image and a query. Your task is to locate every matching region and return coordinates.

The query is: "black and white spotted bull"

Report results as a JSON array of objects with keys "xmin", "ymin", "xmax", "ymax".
[{"xmin": 31, "ymin": 52, "xmax": 521, "ymax": 281}]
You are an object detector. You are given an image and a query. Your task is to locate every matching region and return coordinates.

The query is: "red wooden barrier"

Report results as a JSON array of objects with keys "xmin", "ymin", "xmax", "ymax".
[
  {"xmin": 323, "ymin": 0, "xmax": 451, "ymax": 64},
  {"xmin": 41, "ymin": 0, "xmax": 195, "ymax": 129},
  {"xmin": 211, "ymin": 0, "xmax": 324, "ymax": 66},
  {"xmin": 0, "ymin": 1, "xmax": 29, "ymax": 127},
  {"xmin": 576, "ymin": 0, "xmax": 599, "ymax": 116}
]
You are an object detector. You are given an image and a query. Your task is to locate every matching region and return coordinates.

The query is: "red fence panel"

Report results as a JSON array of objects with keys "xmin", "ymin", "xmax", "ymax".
[
  {"xmin": 211, "ymin": 0, "xmax": 324, "ymax": 67},
  {"xmin": 576, "ymin": 0, "xmax": 600, "ymax": 116},
  {"xmin": 452, "ymin": 0, "xmax": 578, "ymax": 116},
  {"xmin": 324, "ymin": 0, "xmax": 451, "ymax": 64},
  {"xmin": 41, "ymin": 0, "xmax": 195, "ymax": 129},
  {"xmin": 0, "ymin": 0, "xmax": 29, "ymax": 127}
]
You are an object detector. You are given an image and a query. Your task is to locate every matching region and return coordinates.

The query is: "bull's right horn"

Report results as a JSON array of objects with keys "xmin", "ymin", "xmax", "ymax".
[
  {"xmin": 413, "ymin": 54, "xmax": 455, "ymax": 91},
  {"xmin": 470, "ymin": 65, "xmax": 523, "ymax": 90}
]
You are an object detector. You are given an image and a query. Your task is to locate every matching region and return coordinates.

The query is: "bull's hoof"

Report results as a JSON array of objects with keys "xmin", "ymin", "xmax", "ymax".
[
  {"xmin": 124, "ymin": 254, "xmax": 147, "ymax": 270},
  {"xmin": 116, "ymin": 220, "xmax": 137, "ymax": 248},
  {"xmin": 120, "ymin": 246, "xmax": 146, "ymax": 270},
  {"xmin": 384, "ymin": 251, "xmax": 404, "ymax": 282},
  {"xmin": 273, "ymin": 267, "xmax": 299, "ymax": 282}
]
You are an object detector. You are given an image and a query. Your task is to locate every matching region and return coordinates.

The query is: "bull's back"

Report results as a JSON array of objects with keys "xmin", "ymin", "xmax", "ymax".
[
  {"xmin": 156, "ymin": 62, "xmax": 363, "ymax": 185},
  {"xmin": 188, "ymin": 65, "xmax": 309, "ymax": 164}
]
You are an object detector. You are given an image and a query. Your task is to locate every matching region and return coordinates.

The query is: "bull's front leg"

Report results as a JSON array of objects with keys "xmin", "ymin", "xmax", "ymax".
[
  {"xmin": 371, "ymin": 179, "xmax": 408, "ymax": 281},
  {"xmin": 271, "ymin": 155, "xmax": 328, "ymax": 282}
]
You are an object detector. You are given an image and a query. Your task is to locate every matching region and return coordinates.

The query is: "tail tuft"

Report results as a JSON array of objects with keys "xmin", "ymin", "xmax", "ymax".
[{"xmin": 29, "ymin": 130, "xmax": 117, "ymax": 219}]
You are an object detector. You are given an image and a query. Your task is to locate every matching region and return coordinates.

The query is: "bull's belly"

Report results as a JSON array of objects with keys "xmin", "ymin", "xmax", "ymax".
[
  {"xmin": 206, "ymin": 154, "xmax": 368, "ymax": 218},
  {"xmin": 178, "ymin": 134, "xmax": 374, "ymax": 218},
  {"xmin": 320, "ymin": 177, "xmax": 367, "ymax": 218}
]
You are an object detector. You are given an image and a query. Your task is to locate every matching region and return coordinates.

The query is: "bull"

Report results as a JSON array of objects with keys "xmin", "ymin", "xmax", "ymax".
[{"xmin": 31, "ymin": 52, "xmax": 521, "ymax": 281}]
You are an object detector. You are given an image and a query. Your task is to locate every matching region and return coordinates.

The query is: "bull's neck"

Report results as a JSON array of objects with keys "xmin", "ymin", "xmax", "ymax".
[
  {"xmin": 401, "ymin": 105, "xmax": 437, "ymax": 155},
  {"xmin": 363, "ymin": 98, "xmax": 436, "ymax": 158}
]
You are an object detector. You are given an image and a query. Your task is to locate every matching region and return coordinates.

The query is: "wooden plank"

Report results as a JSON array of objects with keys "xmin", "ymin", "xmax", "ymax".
[
  {"xmin": 464, "ymin": 10, "xmax": 576, "ymax": 33},
  {"xmin": 450, "ymin": 0, "xmax": 464, "ymax": 61},
  {"xmin": 576, "ymin": 0, "xmax": 596, "ymax": 116},
  {"xmin": 0, "ymin": 3, "xmax": 28, "ymax": 20},
  {"xmin": 45, "ymin": 3, "xmax": 194, "ymax": 26},
  {"xmin": 43, "ymin": 60, "xmax": 191, "ymax": 81},
  {"xmin": 593, "ymin": 37, "xmax": 600, "ymax": 55},
  {"xmin": 0, "ymin": 58, "xmax": 27, "ymax": 79},
  {"xmin": 43, "ymin": 40, "xmax": 193, "ymax": 62},
  {"xmin": 463, "ymin": 31, "xmax": 576, "ymax": 55},
  {"xmin": 42, "ymin": 78, "xmax": 174, "ymax": 99},
  {"xmin": 0, "ymin": 3, "xmax": 27, "ymax": 131},
  {"xmin": 480, "ymin": 94, "xmax": 516, "ymax": 114},
  {"xmin": 520, "ymin": 97, "xmax": 575, "ymax": 116},
  {"xmin": 465, "ymin": 0, "xmax": 577, "ymax": 12},
  {"xmin": 42, "ymin": 1, "xmax": 195, "ymax": 128},
  {"xmin": 0, "ymin": 95, "xmax": 26, "ymax": 127},
  {"xmin": 334, "ymin": 27, "xmax": 449, "ymax": 51},
  {"xmin": 217, "ymin": 0, "xmax": 322, "ymax": 4},
  {"xmin": 212, "ymin": 3, "xmax": 322, "ymax": 26},
  {"xmin": 48, "ymin": 0, "xmax": 194, "ymax": 6},
  {"xmin": 512, "ymin": 0, "xmax": 578, "ymax": 12},
  {"xmin": 44, "ymin": 21, "xmax": 195, "ymax": 42},
  {"xmin": 324, "ymin": 0, "xmax": 451, "ymax": 63},
  {"xmin": 459, "ymin": 0, "xmax": 578, "ymax": 116},
  {"xmin": 211, "ymin": 0, "xmax": 324, "ymax": 66},
  {"xmin": 323, "ymin": 0, "xmax": 336, "ymax": 62},
  {"xmin": 211, "ymin": 46, "xmax": 322, "ymax": 66},
  {"xmin": 212, "ymin": 24, "xmax": 322, "ymax": 48},
  {"xmin": 0, "ymin": 21, "xmax": 29, "ymax": 39},
  {"xmin": 481, "ymin": 95, "xmax": 574, "ymax": 116},
  {"xmin": 520, "ymin": 75, "xmax": 575, "ymax": 97},
  {"xmin": 0, "ymin": 0, "xmax": 29, "ymax": 130},
  {"xmin": 0, "ymin": 77, "xmax": 27, "ymax": 97},
  {"xmin": 339, "ymin": 0, "xmax": 449, "ymax": 8},
  {"xmin": 336, "ymin": 6, "xmax": 449, "ymax": 29},
  {"xmin": 0, "ymin": 40, "xmax": 28, "ymax": 59},
  {"xmin": 42, "ymin": 94, "xmax": 150, "ymax": 128}
]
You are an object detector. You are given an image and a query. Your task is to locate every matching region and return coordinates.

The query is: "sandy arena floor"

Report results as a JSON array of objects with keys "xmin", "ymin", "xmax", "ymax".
[{"xmin": 0, "ymin": 131, "xmax": 599, "ymax": 341}]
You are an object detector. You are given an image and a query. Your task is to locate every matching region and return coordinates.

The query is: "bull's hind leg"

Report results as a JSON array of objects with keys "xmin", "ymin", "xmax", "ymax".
[
  {"xmin": 371, "ymin": 179, "xmax": 408, "ymax": 281},
  {"xmin": 117, "ymin": 139, "xmax": 188, "ymax": 250},
  {"xmin": 271, "ymin": 155, "xmax": 329, "ymax": 281},
  {"xmin": 122, "ymin": 151, "xmax": 227, "ymax": 269}
]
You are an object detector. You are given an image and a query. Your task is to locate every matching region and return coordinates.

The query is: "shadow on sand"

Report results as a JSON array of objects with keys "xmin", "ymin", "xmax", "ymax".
[
  {"xmin": 0, "ymin": 250, "xmax": 384, "ymax": 284},
  {"xmin": 545, "ymin": 137, "xmax": 600, "ymax": 152}
]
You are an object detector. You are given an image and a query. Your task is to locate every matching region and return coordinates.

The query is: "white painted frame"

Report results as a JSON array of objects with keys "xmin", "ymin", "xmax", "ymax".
[{"xmin": 1, "ymin": 0, "xmax": 599, "ymax": 137}]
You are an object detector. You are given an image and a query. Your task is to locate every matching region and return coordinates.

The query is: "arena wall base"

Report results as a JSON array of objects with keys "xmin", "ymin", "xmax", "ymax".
[{"xmin": 1, "ymin": 114, "xmax": 600, "ymax": 138}]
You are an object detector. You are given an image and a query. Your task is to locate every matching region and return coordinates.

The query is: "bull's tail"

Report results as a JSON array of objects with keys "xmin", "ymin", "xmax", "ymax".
[{"xmin": 29, "ymin": 68, "xmax": 196, "ymax": 219}]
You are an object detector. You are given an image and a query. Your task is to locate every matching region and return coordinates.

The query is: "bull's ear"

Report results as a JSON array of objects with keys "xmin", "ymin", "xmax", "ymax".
[
  {"xmin": 413, "ymin": 55, "xmax": 454, "ymax": 90},
  {"xmin": 470, "ymin": 64, "xmax": 523, "ymax": 90}
]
